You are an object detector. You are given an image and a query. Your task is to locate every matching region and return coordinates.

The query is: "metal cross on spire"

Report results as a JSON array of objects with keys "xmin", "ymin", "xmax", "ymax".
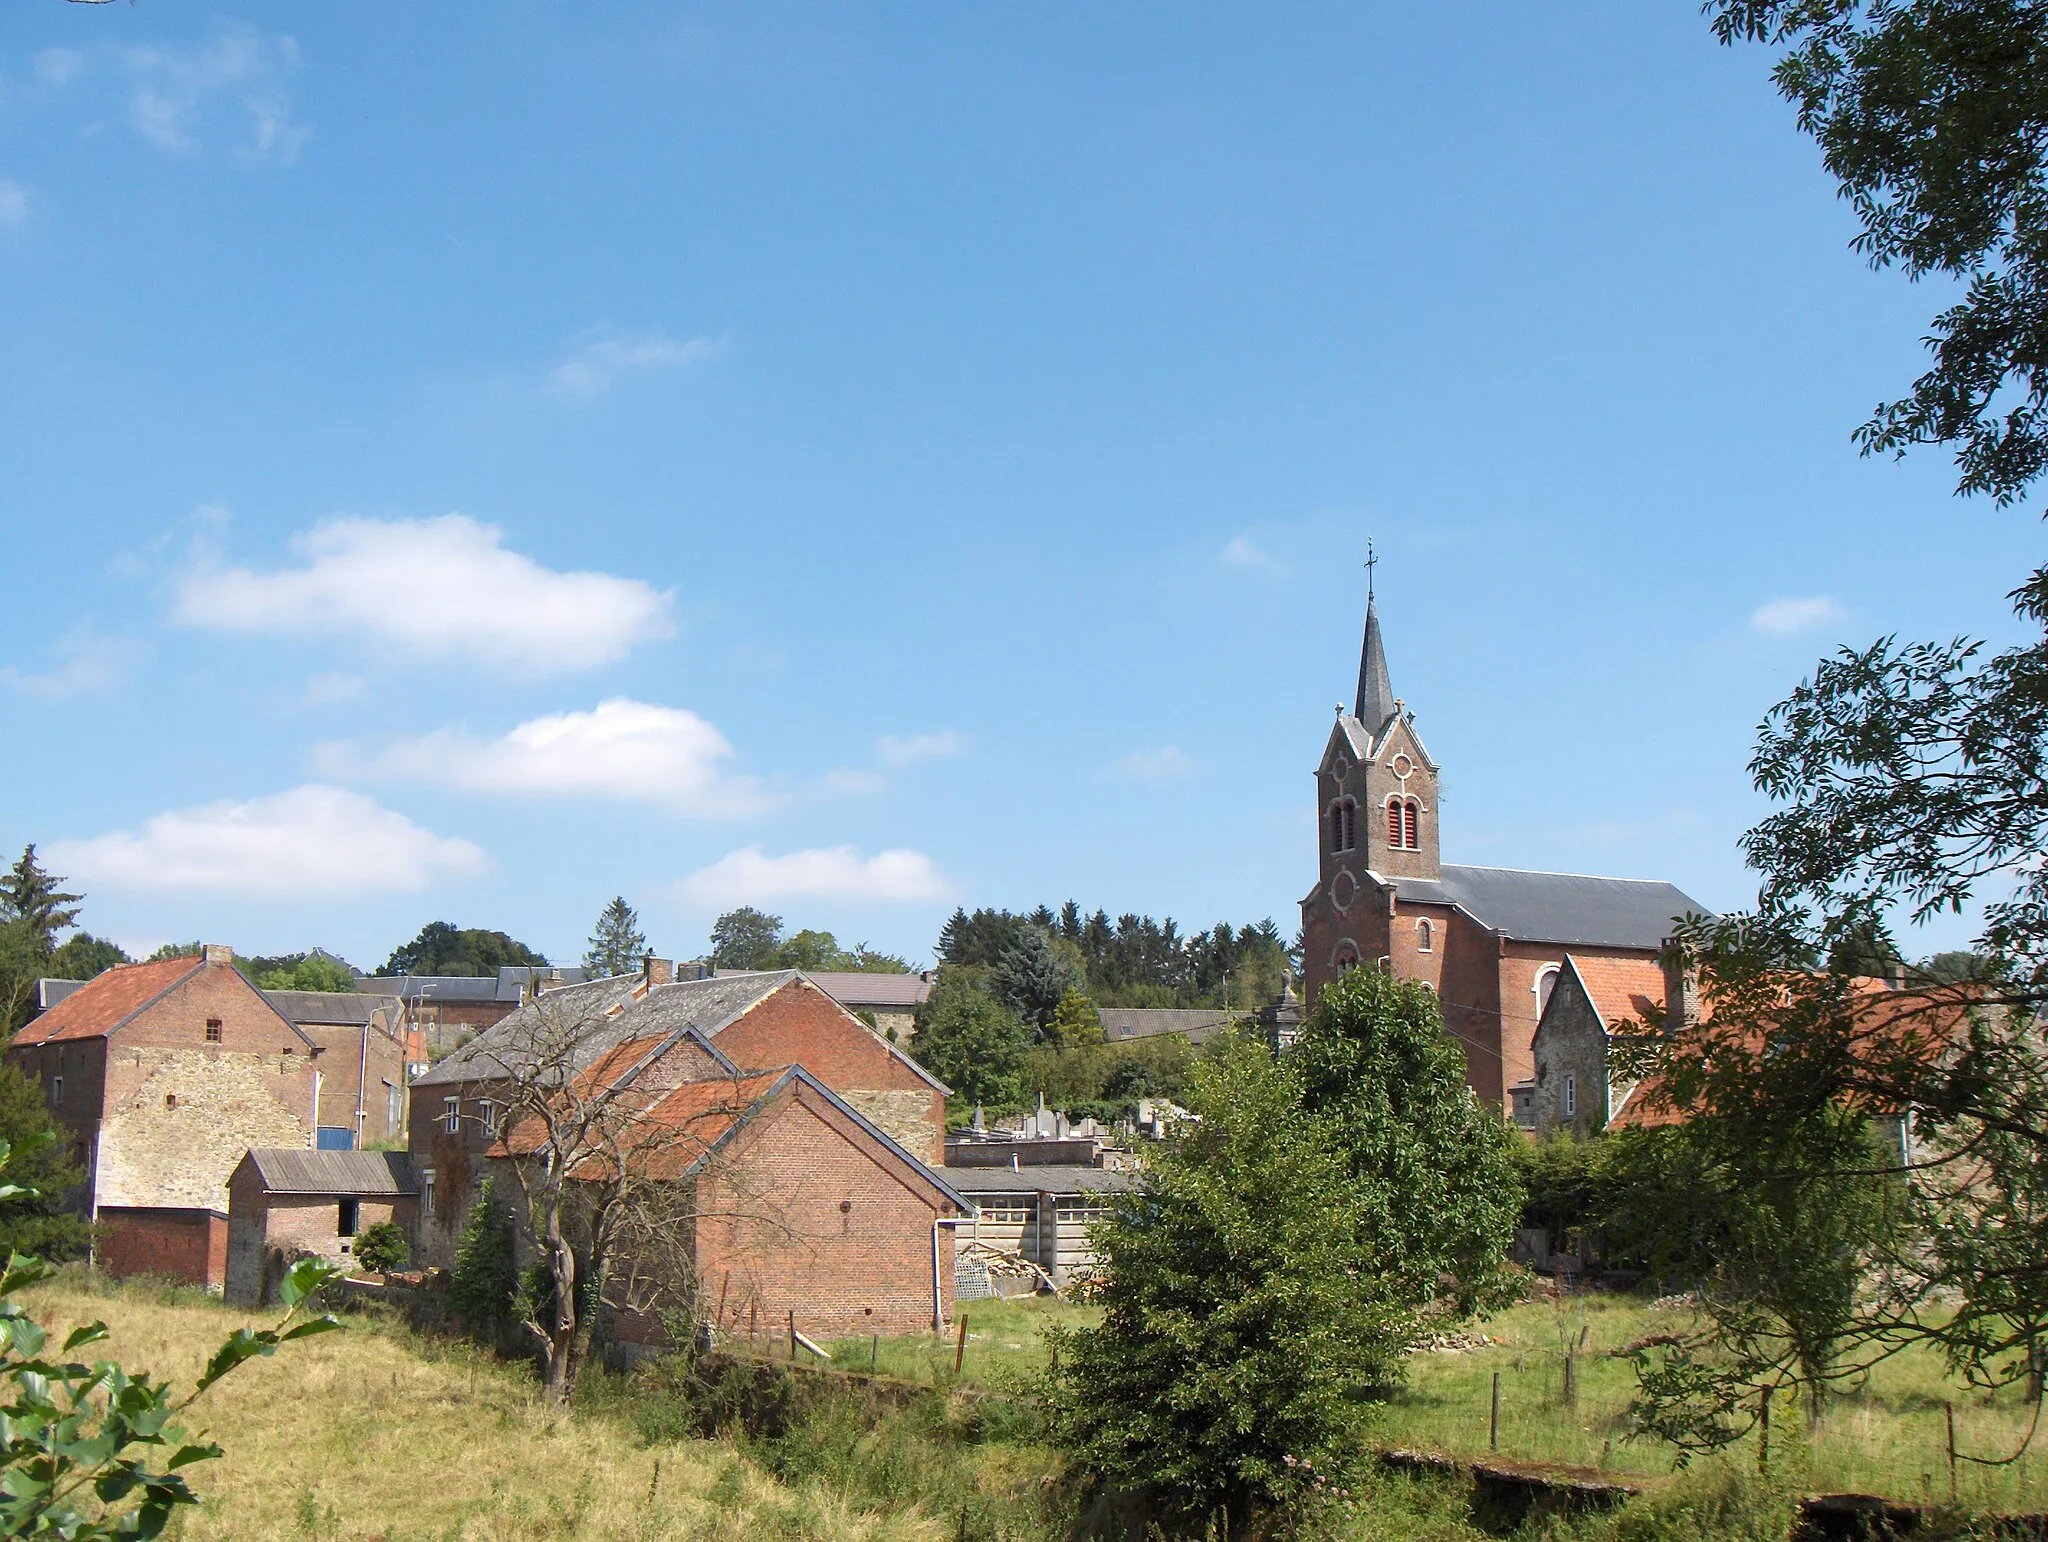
[{"xmin": 1365, "ymin": 539, "xmax": 1376, "ymax": 604}]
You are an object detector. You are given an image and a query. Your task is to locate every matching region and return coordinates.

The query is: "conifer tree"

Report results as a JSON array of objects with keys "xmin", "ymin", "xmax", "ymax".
[{"xmin": 581, "ymin": 897, "xmax": 648, "ymax": 978}]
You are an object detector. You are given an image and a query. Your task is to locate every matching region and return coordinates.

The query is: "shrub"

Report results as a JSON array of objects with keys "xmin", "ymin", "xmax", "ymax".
[
  {"xmin": 352, "ymin": 1219, "xmax": 409, "ymax": 1273},
  {"xmin": 446, "ymin": 1178, "xmax": 517, "ymax": 1325}
]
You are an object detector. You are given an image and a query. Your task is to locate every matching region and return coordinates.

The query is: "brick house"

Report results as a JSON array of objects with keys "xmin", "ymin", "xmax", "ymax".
[
  {"xmin": 492, "ymin": 1060, "xmax": 967, "ymax": 1348},
  {"xmin": 1298, "ymin": 583, "xmax": 1708, "ymax": 1110},
  {"xmin": 9, "ymin": 946, "xmax": 407, "ymax": 1287},
  {"xmin": 408, "ymin": 962, "xmax": 949, "ymax": 1270},
  {"xmin": 225, "ymin": 1149, "xmax": 418, "ymax": 1305}
]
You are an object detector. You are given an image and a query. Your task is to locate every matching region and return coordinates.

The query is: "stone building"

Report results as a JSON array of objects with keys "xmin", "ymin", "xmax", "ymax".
[
  {"xmin": 9, "ymin": 946, "xmax": 407, "ymax": 1286},
  {"xmin": 1298, "ymin": 584, "xmax": 1706, "ymax": 1111},
  {"xmin": 225, "ymin": 1148, "xmax": 418, "ymax": 1305},
  {"xmin": 407, "ymin": 962, "xmax": 949, "ymax": 1270},
  {"xmin": 1522, "ymin": 954, "xmax": 1669, "ymax": 1135}
]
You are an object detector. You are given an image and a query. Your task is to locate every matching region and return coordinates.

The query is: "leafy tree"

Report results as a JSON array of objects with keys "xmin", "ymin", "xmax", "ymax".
[
  {"xmin": 1288, "ymin": 967, "xmax": 1522, "ymax": 1319},
  {"xmin": 1711, "ymin": 1, "xmax": 2048, "ymax": 506},
  {"xmin": 1042, "ymin": 988, "xmax": 1105, "ymax": 1052},
  {"xmin": 45, "ymin": 933, "xmax": 127, "ymax": 982},
  {"xmin": 582, "ymin": 896, "xmax": 648, "ymax": 978},
  {"xmin": 1047, "ymin": 1031, "xmax": 1390, "ymax": 1531},
  {"xmin": 145, "ymin": 942, "xmax": 201, "ymax": 963},
  {"xmin": 708, "ymin": 907, "xmax": 784, "ymax": 970},
  {"xmin": 352, "ymin": 1220, "xmax": 409, "ymax": 1273},
  {"xmin": 446, "ymin": 1178, "xmax": 518, "ymax": 1326},
  {"xmin": 0, "ymin": 1065, "xmax": 89, "ymax": 1262},
  {"xmin": 379, "ymin": 923, "xmax": 547, "ymax": 977},
  {"xmin": 0, "ymin": 1136, "xmax": 340, "ymax": 1539},
  {"xmin": 1921, "ymin": 949, "xmax": 1993, "ymax": 983},
  {"xmin": 249, "ymin": 954, "xmax": 355, "ymax": 993},
  {"xmin": 990, "ymin": 926, "xmax": 1083, "ymax": 1032},
  {"xmin": 772, "ymin": 928, "xmax": 847, "ymax": 970},
  {"xmin": 908, "ymin": 968, "xmax": 1031, "ymax": 1108}
]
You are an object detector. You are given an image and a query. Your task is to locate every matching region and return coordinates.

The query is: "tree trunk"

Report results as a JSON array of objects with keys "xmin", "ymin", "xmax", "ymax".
[{"xmin": 539, "ymin": 1207, "xmax": 579, "ymax": 1406}]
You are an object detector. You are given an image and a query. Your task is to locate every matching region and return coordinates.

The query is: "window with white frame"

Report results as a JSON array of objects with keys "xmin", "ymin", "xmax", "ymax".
[
  {"xmin": 976, "ymin": 1198, "xmax": 1033, "ymax": 1225},
  {"xmin": 1417, "ymin": 918, "xmax": 1433, "ymax": 953},
  {"xmin": 441, "ymin": 1096, "xmax": 460, "ymax": 1135},
  {"xmin": 1535, "ymin": 966, "xmax": 1561, "ymax": 1016},
  {"xmin": 1563, "ymin": 1075, "xmax": 1577, "ymax": 1118},
  {"xmin": 481, "ymin": 1100, "xmax": 502, "ymax": 1138}
]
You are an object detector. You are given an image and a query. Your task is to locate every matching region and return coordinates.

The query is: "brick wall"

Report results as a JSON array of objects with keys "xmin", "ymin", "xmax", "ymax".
[
  {"xmin": 99, "ymin": 1206, "xmax": 227, "ymax": 1288},
  {"xmin": 715, "ymin": 984, "xmax": 946, "ymax": 1163},
  {"xmin": 407, "ymin": 1078, "xmax": 499, "ymax": 1269},
  {"xmin": 226, "ymin": 1165, "xmax": 415, "ymax": 1304},
  {"xmin": 690, "ymin": 1084, "xmax": 954, "ymax": 1343},
  {"xmin": 299, "ymin": 1023, "xmax": 410, "ymax": 1145}
]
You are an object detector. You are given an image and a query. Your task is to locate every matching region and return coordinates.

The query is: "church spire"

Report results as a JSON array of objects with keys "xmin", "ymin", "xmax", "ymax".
[{"xmin": 1355, "ymin": 546, "xmax": 1395, "ymax": 731}]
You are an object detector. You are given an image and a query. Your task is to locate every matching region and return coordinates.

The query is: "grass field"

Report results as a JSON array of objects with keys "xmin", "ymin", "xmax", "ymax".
[
  {"xmin": 20, "ymin": 1271, "xmax": 955, "ymax": 1541},
  {"xmin": 836, "ymin": 1290, "xmax": 2048, "ymax": 1512}
]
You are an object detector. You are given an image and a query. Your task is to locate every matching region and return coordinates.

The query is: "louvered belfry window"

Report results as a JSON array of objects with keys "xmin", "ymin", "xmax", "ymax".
[{"xmin": 1402, "ymin": 798, "xmax": 1419, "ymax": 850}]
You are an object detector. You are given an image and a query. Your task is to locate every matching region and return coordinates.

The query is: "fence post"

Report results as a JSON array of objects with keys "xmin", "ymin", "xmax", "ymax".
[
  {"xmin": 871, "ymin": 1333, "xmax": 880, "ymax": 1374},
  {"xmin": 954, "ymin": 1313, "xmax": 968, "ymax": 1377},
  {"xmin": 788, "ymin": 1310, "xmax": 797, "ymax": 1360},
  {"xmin": 1490, "ymin": 1371, "xmax": 1502, "ymax": 1451},
  {"xmin": 1758, "ymin": 1385, "xmax": 1770, "ymax": 1474},
  {"xmin": 1946, "ymin": 1401, "xmax": 1958, "ymax": 1504}
]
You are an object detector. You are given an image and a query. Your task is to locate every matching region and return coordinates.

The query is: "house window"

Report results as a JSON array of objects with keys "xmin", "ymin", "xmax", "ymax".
[
  {"xmin": 1535, "ymin": 965, "xmax": 1560, "ymax": 1015},
  {"xmin": 976, "ymin": 1199, "xmax": 1033, "ymax": 1225},
  {"xmin": 480, "ymin": 1100, "xmax": 501, "ymax": 1138},
  {"xmin": 1563, "ymin": 1075, "xmax": 1577, "ymax": 1119},
  {"xmin": 337, "ymin": 1199, "xmax": 359, "ymax": 1237},
  {"xmin": 421, "ymin": 1169, "xmax": 435, "ymax": 1218},
  {"xmin": 204, "ymin": 1019, "xmax": 222, "ymax": 1043},
  {"xmin": 441, "ymin": 1097, "xmax": 460, "ymax": 1135},
  {"xmin": 51, "ymin": 1076, "xmax": 62, "ymax": 1104},
  {"xmin": 1417, "ymin": 919, "xmax": 1433, "ymax": 953},
  {"xmin": 164, "ymin": 1094, "xmax": 178, "ymax": 1110},
  {"xmin": 385, "ymin": 1081, "xmax": 402, "ymax": 1134}
]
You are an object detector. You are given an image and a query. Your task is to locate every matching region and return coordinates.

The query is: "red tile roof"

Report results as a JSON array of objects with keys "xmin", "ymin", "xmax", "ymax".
[
  {"xmin": 12, "ymin": 957, "xmax": 203, "ymax": 1046},
  {"xmin": 1565, "ymin": 954, "xmax": 1665, "ymax": 1030}
]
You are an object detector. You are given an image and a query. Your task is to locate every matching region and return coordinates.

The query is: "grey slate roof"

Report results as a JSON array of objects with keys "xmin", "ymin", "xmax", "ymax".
[
  {"xmin": 1098, "ymin": 1007, "xmax": 1229, "ymax": 1044},
  {"xmin": 243, "ymin": 1149, "xmax": 417, "ymax": 1195},
  {"xmin": 409, "ymin": 972, "xmax": 674, "ymax": 1087},
  {"xmin": 355, "ymin": 965, "xmax": 594, "ymax": 1005},
  {"xmin": 1380, "ymin": 864, "xmax": 1708, "ymax": 950},
  {"xmin": 945, "ymin": 1163, "xmax": 1140, "ymax": 1196},
  {"xmin": 262, "ymin": 989, "xmax": 402, "ymax": 1027},
  {"xmin": 799, "ymin": 971, "xmax": 933, "ymax": 1009},
  {"xmin": 1356, "ymin": 594, "xmax": 1396, "ymax": 735},
  {"xmin": 35, "ymin": 978, "xmax": 85, "ymax": 1011}
]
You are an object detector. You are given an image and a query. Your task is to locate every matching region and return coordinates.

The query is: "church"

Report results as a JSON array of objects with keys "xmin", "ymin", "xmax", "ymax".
[{"xmin": 1298, "ymin": 583, "xmax": 1705, "ymax": 1113}]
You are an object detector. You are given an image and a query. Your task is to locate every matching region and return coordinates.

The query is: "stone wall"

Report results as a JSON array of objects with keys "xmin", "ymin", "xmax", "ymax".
[{"xmin": 99, "ymin": 1047, "xmax": 314, "ymax": 1211}]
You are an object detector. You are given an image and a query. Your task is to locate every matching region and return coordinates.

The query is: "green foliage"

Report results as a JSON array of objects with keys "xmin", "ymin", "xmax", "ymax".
[
  {"xmin": 0, "ymin": 847, "xmax": 86, "ymax": 1034},
  {"xmin": 989, "ymin": 927, "xmax": 1083, "ymax": 1031},
  {"xmin": 1046, "ymin": 1031, "xmax": 1392, "ymax": 1527},
  {"xmin": 0, "ymin": 1066, "xmax": 89, "ymax": 1263},
  {"xmin": 707, "ymin": 908, "xmax": 913, "ymax": 973},
  {"xmin": 938, "ymin": 903, "xmax": 1292, "ymax": 1009},
  {"xmin": 582, "ymin": 896, "xmax": 648, "ymax": 978},
  {"xmin": 907, "ymin": 968, "xmax": 1030, "ymax": 1108},
  {"xmin": 0, "ymin": 1136, "xmax": 340, "ymax": 1537},
  {"xmin": 351, "ymin": 1220, "xmax": 409, "ymax": 1274},
  {"xmin": 143, "ymin": 943, "xmax": 200, "ymax": 964},
  {"xmin": 708, "ymin": 907, "xmax": 784, "ymax": 970},
  {"xmin": 1289, "ymin": 966, "xmax": 1523, "ymax": 1317},
  {"xmin": 1041, "ymin": 988, "xmax": 1104, "ymax": 1051},
  {"xmin": 379, "ymin": 923, "xmax": 547, "ymax": 978},
  {"xmin": 248, "ymin": 955, "xmax": 355, "ymax": 993},
  {"xmin": 46, "ymin": 934, "xmax": 128, "ymax": 982},
  {"xmin": 446, "ymin": 1179, "xmax": 517, "ymax": 1326},
  {"xmin": 1711, "ymin": 1, "xmax": 2048, "ymax": 507}
]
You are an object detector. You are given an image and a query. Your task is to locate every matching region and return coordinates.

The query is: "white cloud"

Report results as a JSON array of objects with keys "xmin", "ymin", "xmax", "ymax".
[
  {"xmin": 49, "ymin": 785, "xmax": 486, "ymax": 895},
  {"xmin": 1, "ymin": 630, "xmax": 136, "ymax": 698},
  {"xmin": 122, "ymin": 30, "xmax": 307, "ymax": 162},
  {"xmin": 0, "ymin": 182, "xmax": 27, "ymax": 226},
  {"xmin": 36, "ymin": 49, "xmax": 85, "ymax": 88},
  {"xmin": 174, "ymin": 514, "xmax": 674, "ymax": 673},
  {"xmin": 877, "ymin": 730, "xmax": 968, "ymax": 766},
  {"xmin": 317, "ymin": 698, "xmax": 772, "ymax": 814},
  {"xmin": 549, "ymin": 327, "xmax": 715, "ymax": 398},
  {"xmin": 1117, "ymin": 745, "xmax": 1192, "ymax": 780},
  {"xmin": 1751, "ymin": 595, "xmax": 1845, "ymax": 635},
  {"xmin": 1221, "ymin": 534, "xmax": 1278, "ymax": 571},
  {"xmin": 677, "ymin": 845, "xmax": 955, "ymax": 907}
]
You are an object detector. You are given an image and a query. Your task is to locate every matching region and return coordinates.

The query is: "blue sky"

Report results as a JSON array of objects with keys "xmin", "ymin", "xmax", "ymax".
[{"xmin": 1, "ymin": 3, "xmax": 2035, "ymax": 971}]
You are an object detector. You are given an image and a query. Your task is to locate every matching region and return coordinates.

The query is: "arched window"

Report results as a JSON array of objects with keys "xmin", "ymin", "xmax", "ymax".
[
  {"xmin": 1535, "ymin": 965, "xmax": 1560, "ymax": 1016},
  {"xmin": 1331, "ymin": 941, "xmax": 1360, "ymax": 973},
  {"xmin": 1329, "ymin": 799, "xmax": 1357, "ymax": 853},
  {"xmin": 1387, "ymin": 799, "xmax": 1404, "ymax": 847},
  {"xmin": 1417, "ymin": 918, "xmax": 1433, "ymax": 953},
  {"xmin": 1402, "ymin": 798, "xmax": 1419, "ymax": 850}
]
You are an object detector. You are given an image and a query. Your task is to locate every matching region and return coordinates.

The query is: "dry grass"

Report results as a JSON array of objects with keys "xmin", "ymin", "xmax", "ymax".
[{"xmin": 22, "ymin": 1270, "xmax": 953, "ymax": 1542}]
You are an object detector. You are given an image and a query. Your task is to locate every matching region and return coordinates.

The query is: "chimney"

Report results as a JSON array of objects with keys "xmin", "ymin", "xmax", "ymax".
[
  {"xmin": 201, "ymin": 943, "xmax": 233, "ymax": 966},
  {"xmin": 642, "ymin": 953, "xmax": 675, "ymax": 987},
  {"xmin": 1659, "ymin": 937, "xmax": 1700, "ymax": 1036}
]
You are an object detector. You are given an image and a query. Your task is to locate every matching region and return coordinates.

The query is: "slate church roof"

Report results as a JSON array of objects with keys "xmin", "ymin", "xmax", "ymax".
[{"xmin": 1376, "ymin": 865, "xmax": 1706, "ymax": 950}]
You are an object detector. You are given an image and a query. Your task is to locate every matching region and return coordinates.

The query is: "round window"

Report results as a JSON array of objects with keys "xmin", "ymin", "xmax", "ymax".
[
  {"xmin": 1391, "ymin": 753, "xmax": 1413, "ymax": 778},
  {"xmin": 1331, "ymin": 871, "xmax": 1357, "ymax": 911}
]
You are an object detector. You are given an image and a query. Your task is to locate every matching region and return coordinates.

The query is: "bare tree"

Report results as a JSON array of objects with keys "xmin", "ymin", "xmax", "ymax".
[{"xmin": 460, "ymin": 988, "xmax": 792, "ymax": 1403}]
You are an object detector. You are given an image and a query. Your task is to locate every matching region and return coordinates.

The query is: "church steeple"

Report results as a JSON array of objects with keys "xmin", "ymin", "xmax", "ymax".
[{"xmin": 1355, "ymin": 552, "xmax": 1395, "ymax": 734}]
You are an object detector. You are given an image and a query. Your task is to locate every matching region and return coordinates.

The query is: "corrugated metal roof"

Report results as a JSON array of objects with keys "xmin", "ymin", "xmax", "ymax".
[
  {"xmin": 243, "ymin": 1149, "xmax": 417, "ymax": 1195},
  {"xmin": 1386, "ymin": 865, "xmax": 1707, "ymax": 950},
  {"xmin": 944, "ymin": 1162, "xmax": 1141, "ymax": 1196}
]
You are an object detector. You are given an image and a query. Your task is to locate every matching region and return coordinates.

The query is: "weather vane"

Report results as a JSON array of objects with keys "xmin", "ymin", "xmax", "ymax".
[{"xmin": 1365, "ymin": 539, "xmax": 1376, "ymax": 603}]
